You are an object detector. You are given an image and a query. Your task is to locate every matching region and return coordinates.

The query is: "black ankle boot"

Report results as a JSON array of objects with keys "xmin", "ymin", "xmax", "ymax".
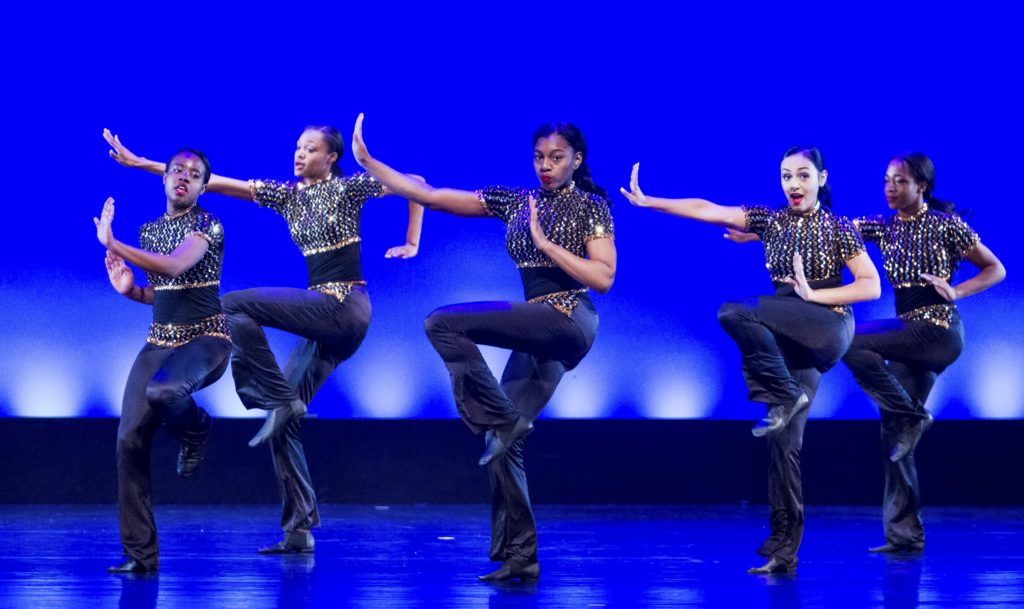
[
  {"xmin": 249, "ymin": 399, "xmax": 307, "ymax": 447},
  {"xmin": 479, "ymin": 416, "xmax": 533, "ymax": 466},
  {"xmin": 177, "ymin": 410, "xmax": 212, "ymax": 477}
]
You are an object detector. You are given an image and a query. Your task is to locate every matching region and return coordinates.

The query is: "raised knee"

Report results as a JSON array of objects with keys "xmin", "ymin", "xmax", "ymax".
[
  {"xmin": 145, "ymin": 381, "xmax": 186, "ymax": 409},
  {"xmin": 423, "ymin": 308, "xmax": 452, "ymax": 338},
  {"xmin": 717, "ymin": 302, "xmax": 751, "ymax": 329}
]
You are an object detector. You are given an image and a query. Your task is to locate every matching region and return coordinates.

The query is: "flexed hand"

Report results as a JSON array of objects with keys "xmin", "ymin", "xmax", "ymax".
[
  {"xmin": 94, "ymin": 197, "xmax": 116, "ymax": 247},
  {"xmin": 619, "ymin": 162, "xmax": 649, "ymax": 207},
  {"xmin": 103, "ymin": 129, "xmax": 144, "ymax": 168},
  {"xmin": 528, "ymin": 196, "xmax": 552, "ymax": 251},
  {"xmin": 104, "ymin": 251, "xmax": 135, "ymax": 296},
  {"xmin": 384, "ymin": 243, "xmax": 419, "ymax": 259},
  {"xmin": 352, "ymin": 113, "xmax": 372, "ymax": 168},
  {"xmin": 782, "ymin": 252, "xmax": 815, "ymax": 301},
  {"xmin": 724, "ymin": 228, "xmax": 760, "ymax": 244},
  {"xmin": 921, "ymin": 272, "xmax": 958, "ymax": 301}
]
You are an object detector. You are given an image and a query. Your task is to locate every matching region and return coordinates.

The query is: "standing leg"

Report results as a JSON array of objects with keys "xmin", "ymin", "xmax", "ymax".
[
  {"xmin": 487, "ymin": 352, "xmax": 566, "ymax": 566},
  {"xmin": 753, "ymin": 368, "xmax": 819, "ymax": 573},
  {"xmin": 112, "ymin": 345, "xmax": 166, "ymax": 572}
]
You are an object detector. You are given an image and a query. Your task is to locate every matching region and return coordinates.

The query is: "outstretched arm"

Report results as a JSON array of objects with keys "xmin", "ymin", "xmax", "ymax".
[
  {"xmin": 352, "ymin": 114, "xmax": 488, "ymax": 217},
  {"xmin": 527, "ymin": 196, "xmax": 616, "ymax": 293},
  {"xmin": 104, "ymin": 251, "xmax": 153, "ymax": 304},
  {"xmin": 94, "ymin": 197, "xmax": 209, "ymax": 277},
  {"xmin": 104, "ymin": 129, "xmax": 254, "ymax": 201},
  {"xmin": 922, "ymin": 243, "xmax": 1006, "ymax": 301},
  {"xmin": 620, "ymin": 162, "xmax": 748, "ymax": 230}
]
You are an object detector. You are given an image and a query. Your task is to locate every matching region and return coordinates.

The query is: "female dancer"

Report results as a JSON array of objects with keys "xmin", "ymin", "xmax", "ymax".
[
  {"xmin": 97, "ymin": 149, "xmax": 230, "ymax": 572},
  {"xmin": 350, "ymin": 114, "xmax": 616, "ymax": 581},
  {"xmin": 104, "ymin": 126, "xmax": 421, "ymax": 554},
  {"xmin": 844, "ymin": 152, "xmax": 1004, "ymax": 552},
  {"xmin": 621, "ymin": 148, "xmax": 881, "ymax": 574}
]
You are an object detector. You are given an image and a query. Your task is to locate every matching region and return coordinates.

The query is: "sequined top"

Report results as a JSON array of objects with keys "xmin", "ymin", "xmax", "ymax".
[
  {"xmin": 744, "ymin": 204, "xmax": 865, "ymax": 282},
  {"xmin": 137, "ymin": 205, "xmax": 227, "ymax": 344},
  {"xmin": 250, "ymin": 174, "xmax": 385, "ymax": 285},
  {"xmin": 476, "ymin": 182, "xmax": 614, "ymax": 311},
  {"xmin": 855, "ymin": 205, "xmax": 980, "ymax": 326}
]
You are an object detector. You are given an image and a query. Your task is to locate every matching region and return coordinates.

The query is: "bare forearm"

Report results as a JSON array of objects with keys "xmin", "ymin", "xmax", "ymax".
[
  {"xmin": 643, "ymin": 197, "xmax": 747, "ymax": 229},
  {"xmin": 538, "ymin": 242, "xmax": 615, "ymax": 294},
  {"xmin": 809, "ymin": 277, "xmax": 881, "ymax": 306},
  {"xmin": 108, "ymin": 240, "xmax": 189, "ymax": 278},
  {"xmin": 403, "ymin": 201, "xmax": 423, "ymax": 247},
  {"xmin": 123, "ymin": 284, "xmax": 154, "ymax": 304},
  {"xmin": 953, "ymin": 262, "xmax": 1006, "ymax": 300}
]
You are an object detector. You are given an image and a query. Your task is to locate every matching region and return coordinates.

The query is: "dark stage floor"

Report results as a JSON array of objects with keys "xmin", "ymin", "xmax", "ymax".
[{"xmin": 1, "ymin": 504, "xmax": 1022, "ymax": 608}]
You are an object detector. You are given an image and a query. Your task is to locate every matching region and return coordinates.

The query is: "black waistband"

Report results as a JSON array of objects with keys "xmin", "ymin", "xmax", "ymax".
[
  {"xmin": 519, "ymin": 267, "xmax": 586, "ymax": 301},
  {"xmin": 153, "ymin": 285, "xmax": 223, "ymax": 324},
  {"xmin": 306, "ymin": 242, "xmax": 363, "ymax": 286},
  {"xmin": 894, "ymin": 286, "xmax": 950, "ymax": 315}
]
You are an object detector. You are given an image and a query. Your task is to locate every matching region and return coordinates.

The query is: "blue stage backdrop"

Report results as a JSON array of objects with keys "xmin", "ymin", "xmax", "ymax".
[{"xmin": 1, "ymin": 4, "xmax": 1020, "ymax": 420}]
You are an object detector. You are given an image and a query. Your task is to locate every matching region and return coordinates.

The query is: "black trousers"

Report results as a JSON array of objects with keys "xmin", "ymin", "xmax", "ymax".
[
  {"xmin": 117, "ymin": 336, "xmax": 229, "ymax": 569},
  {"xmin": 718, "ymin": 295, "xmax": 854, "ymax": 567},
  {"xmin": 222, "ymin": 286, "xmax": 371, "ymax": 533},
  {"xmin": 842, "ymin": 317, "xmax": 963, "ymax": 547},
  {"xmin": 425, "ymin": 299, "xmax": 598, "ymax": 564}
]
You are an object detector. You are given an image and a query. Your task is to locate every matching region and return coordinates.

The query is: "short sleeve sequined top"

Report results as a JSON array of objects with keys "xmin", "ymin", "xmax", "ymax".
[
  {"xmin": 249, "ymin": 174, "xmax": 385, "ymax": 287},
  {"xmin": 137, "ymin": 205, "xmax": 228, "ymax": 346},
  {"xmin": 855, "ymin": 205, "xmax": 980, "ymax": 327},
  {"xmin": 743, "ymin": 203, "xmax": 865, "ymax": 313},
  {"xmin": 476, "ymin": 181, "xmax": 614, "ymax": 316}
]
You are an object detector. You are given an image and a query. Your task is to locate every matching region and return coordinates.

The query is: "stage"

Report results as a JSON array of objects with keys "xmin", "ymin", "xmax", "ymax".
[{"xmin": 1, "ymin": 504, "xmax": 1022, "ymax": 608}]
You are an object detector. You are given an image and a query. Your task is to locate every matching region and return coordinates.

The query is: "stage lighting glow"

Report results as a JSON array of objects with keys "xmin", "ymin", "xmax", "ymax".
[
  {"xmin": 971, "ymin": 342, "xmax": 1024, "ymax": 418},
  {"xmin": 10, "ymin": 350, "xmax": 84, "ymax": 417},
  {"xmin": 348, "ymin": 344, "xmax": 417, "ymax": 418},
  {"xmin": 547, "ymin": 367, "xmax": 612, "ymax": 418},
  {"xmin": 638, "ymin": 352, "xmax": 720, "ymax": 419}
]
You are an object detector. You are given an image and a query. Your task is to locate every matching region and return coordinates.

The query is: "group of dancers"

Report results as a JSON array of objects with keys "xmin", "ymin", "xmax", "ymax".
[{"xmin": 95, "ymin": 114, "xmax": 1004, "ymax": 579}]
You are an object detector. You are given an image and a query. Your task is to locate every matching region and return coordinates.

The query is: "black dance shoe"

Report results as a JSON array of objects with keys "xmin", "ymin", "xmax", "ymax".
[
  {"xmin": 890, "ymin": 413, "xmax": 933, "ymax": 462},
  {"xmin": 478, "ymin": 416, "xmax": 533, "ymax": 466},
  {"xmin": 747, "ymin": 557, "xmax": 796, "ymax": 574},
  {"xmin": 752, "ymin": 393, "xmax": 809, "ymax": 437},
  {"xmin": 868, "ymin": 542, "xmax": 924, "ymax": 553},
  {"xmin": 258, "ymin": 529, "xmax": 315, "ymax": 554},
  {"xmin": 108, "ymin": 557, "xmax": 154, "ymax": 573},
  {"xmin": 479, "ymin": 559, "xmax": 541, "ymax": 582},
  {"xmin": 249, "ymin": 399, "xmax": 307, "ymax": 448},
  {"xmin": 176, "ymin": 411, "xmax": 212, "ymax": 477}
]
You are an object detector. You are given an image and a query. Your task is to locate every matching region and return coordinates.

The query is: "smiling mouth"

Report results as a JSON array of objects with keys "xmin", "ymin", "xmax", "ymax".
[
  {"xmin": 789, "ymin": 193, "xmax": 804, "ymax": 203},
  {"xmin": 175, "ymin": 185, "xmax": 188, "ymax": 196}
]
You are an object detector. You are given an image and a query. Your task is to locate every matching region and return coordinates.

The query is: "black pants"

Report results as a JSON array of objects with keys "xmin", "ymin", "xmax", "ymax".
[
  {"xmin": 718, "ymin": 295, "xmax": 854, "ymax": 567},
  {"xmin": 223, "ymin": 286, "xmax": 371, "ymax": 533},
  {"xmin": 425, "ymin": 299, "xmax": 598, "ymax": 564},
  {"xmin": 842, "ymin": 317, "xmax": 963, "ymax": 547},
  {"xmin": 117, "ymin": 336, "xmax": 229, "ymax": 569}
]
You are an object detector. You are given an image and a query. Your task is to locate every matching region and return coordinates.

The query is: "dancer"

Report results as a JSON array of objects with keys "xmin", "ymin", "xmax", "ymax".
[
  {"xmin": 351, "ymin": 114, "xmax": 616, "ymax": 581},
  {"xmin": 621, "ymin": 148, "xmax": 881, "ymax": 573},
  {"xmin": 844, "ymin": 152, "xmax": 1004, "ymax": 553},
  {"xmin": 104, "ymin": 126, "xmax": 421, "ymax": 554},
  {"xmin": 97, "ymin": 149, "xmax": 230, "ymax": 573}
]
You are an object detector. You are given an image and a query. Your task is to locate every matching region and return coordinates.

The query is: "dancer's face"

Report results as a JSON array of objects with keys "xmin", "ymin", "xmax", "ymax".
[
  {"xmin": 884, "ymin": 160, "xmax": 926, "ymax": 214},
  {"xmin": 534, "ymin": 134, "xmax": 582, "ymax": 191},
  {"xmin": 780, "ymin": 153, "xmax": 826, "ymax": 213},
  {"xmin": 163, "ymin": 152, "xmax": 208, "ymax": 208},
  {"xmin": 294, "ymin": 130, "xmax": 337, "ymax": 180}
]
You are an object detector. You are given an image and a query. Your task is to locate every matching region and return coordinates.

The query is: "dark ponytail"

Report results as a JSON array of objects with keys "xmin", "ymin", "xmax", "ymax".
[
  {"xmin": 782, "ymin": 146, "xmax": 831, "ymax": 209},
  {"xmin": 305, "ymin": 125, "xmax": 344, "ymax": 177},
  {"xmin": 890, "ymin": 152, "xmax": 964, "ymax": 217},
  {"xmin": 533, "ymin": 122, "xmax": 608, "ymax": 200}
]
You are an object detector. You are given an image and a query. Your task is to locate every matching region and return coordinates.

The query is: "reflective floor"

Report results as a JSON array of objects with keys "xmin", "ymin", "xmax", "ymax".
[{"xmin": 1, "ymin": 504, "xmax": 1022, "ymax": 608}]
